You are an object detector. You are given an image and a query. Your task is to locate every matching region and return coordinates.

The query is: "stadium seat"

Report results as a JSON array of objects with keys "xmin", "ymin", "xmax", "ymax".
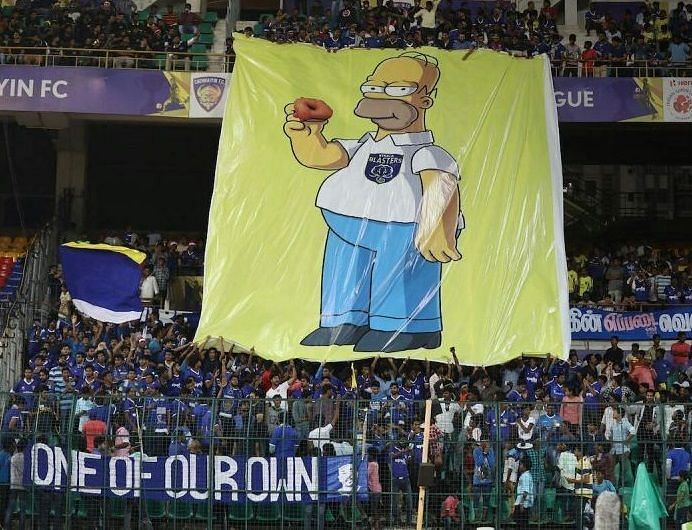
[
  {"xmin": 145, "ymin": 500, "xmax": 167, "ymax": 520},
  {"xmin": 190, "ymin": 43, "xmax": 207, "ymax": 54},
  {"xmin": 283, "ymin": 503, "xmax": 304, "ymax": 522},
  {"xmin": 339, "ymin": 502, "xmax": 364, "ymax": 524},
  {"xmin": 108, "ymin": 498, "xmax": 126, "ymax": 518},
  {"xmin": 227, "ymin": 503, "xmax": 253, "ymax": 521},
  {"xmin": 191, "ymin": 55, "xmax": 208, "ymax": 71},
  {"xmin": 538, "ymin": 488, "xmax": 557, "ymax": 526},
  {"xmin": 154, "ymin": 54, "xmax": 167, "ymax": 69},
  {"xmin": 181, "ymin": 33, "xmax": 195, "ymax": 43},
  {"xmin": 619, "ymin": 487, "xmax": 633, "ymax": 513},
  {"xmin": 73, "ymin": 496, "xmax": 88, "ymax": 518},
  {"xmin": 198, "ymin": 33, "xmax": 214, "ymax": 45},
  {"xmin": 25, "ymin": 490, "xmax": 39, "ymax": 516},
  {"xmin": 1, "ymin": 6, "xmax": 14, "ymax": 16},
  {"xmin": 254, "ymin": 503, "xmax": 280, "ymax": 522},
  {"xmin": 461, "ymin": 494, "xmax": 475, "ymax": 523},
  {"xmin": 325, "ymin": 506, "xmax": 337, "ymax": 523},
  {"xmin": 11, "ymin": 236, "xmax": 28, "ymax": 248},
  {"xmin": 137, "ymin": 9, "xmax": 149, "ymax": 21},
  {"xmin": 202, "ymin": 11, "xmax": 218, "ymax": 23},
  {"xmin": 199, "ymin": 22, "xmax": 213, "ymax": 34},
  {"xmin": 167, "ymin": 500, "xmax": 194, "ymax": 520},
  {"xmin": 194, "ymin": 501, "xmax": 212, "ymax": 521}
]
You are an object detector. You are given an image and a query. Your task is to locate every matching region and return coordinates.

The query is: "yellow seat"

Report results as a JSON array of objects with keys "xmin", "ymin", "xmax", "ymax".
[{"xmin": 10, "ymin": 236, "xmax": 28, "ymax": 250}]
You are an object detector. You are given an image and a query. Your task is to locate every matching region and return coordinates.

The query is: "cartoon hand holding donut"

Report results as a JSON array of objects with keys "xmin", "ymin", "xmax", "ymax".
[{"xmin": 284, "ymin": 98, "xmax": 347, "ymax": 170}]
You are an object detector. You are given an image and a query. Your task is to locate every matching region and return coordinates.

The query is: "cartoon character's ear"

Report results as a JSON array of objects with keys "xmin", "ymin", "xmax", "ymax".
[{"xmin": 420, "ymin": 95, "xmax": 434, "ymax": 109}]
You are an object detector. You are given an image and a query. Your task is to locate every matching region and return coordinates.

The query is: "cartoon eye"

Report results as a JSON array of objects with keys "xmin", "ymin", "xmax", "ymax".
[
  {"xmin": 360, "ymin": 84, "xmax": 385, "ymax": 94},
  {"xmin": 384, "ymin": 85, "xmax": 417, "ymax": 97}
]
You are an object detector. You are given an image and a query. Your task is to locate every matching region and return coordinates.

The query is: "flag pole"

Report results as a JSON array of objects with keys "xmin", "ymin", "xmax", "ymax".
[{"xmin": 416, "ymin": 399, "xmax": 432, "ymax": 530}]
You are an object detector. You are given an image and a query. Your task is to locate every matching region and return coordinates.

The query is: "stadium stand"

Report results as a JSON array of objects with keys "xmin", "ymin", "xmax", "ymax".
[
  {"xmin": 0, "ymin": 226, "xmax": 689, "ymax": 528},
  {"xmin": 1, "ymin": 0, "xmax": 690, "ymax": 74},
  {"xmin": 0, "ymin": 236, "xmax": 27, "ymax": 303},
  {"xmin": 0, "ymin": 1, "xmax": 224, "ymax": 70}
]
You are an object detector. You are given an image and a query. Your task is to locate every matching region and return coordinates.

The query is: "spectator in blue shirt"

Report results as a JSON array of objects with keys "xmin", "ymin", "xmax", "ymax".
[
  {"xmin": 12, "ymin": 368, "xmax": 38, "ymax": 409},
  {"xmin": 389, "ymin": 441, "xmax": 413, "ymax": 526},
  {"xmin": 665, "ymin": 279, "xmax": 682, "ymax": 304},
  {"xmin": 538, "ymin": 403, "xmax": 563, "ymax": 442},
  {"xmin": 487, "ymin": 395, "xmax": 517, "ymax": 441},
  {"xmin": 591, "ymin": 469, "xmax": 616, "ymax": 500},
  {"xmin": 592, "ymin": 32, "xmax": 613, "ymax": 77},
  {"xmin": 472, "ymin": 440, "xmax": 496, "ymax": 521},
  {"xmin": 669, "ymin": 35, "xmax": 691, "ymax": 65},
  {"xmin": 585, "ymin": 4, "xmax": 603, "ymax": 36},
  {"xmin": 667, "ymin": 440, "xmax": 691, "ymax": 496},
  {"xmin": 269, "ymin": 412, "xmax": 299, "ymax": 459},
  {"xmin": 654, "ymin": 348, "xmax": 673, "ymax": 386}
]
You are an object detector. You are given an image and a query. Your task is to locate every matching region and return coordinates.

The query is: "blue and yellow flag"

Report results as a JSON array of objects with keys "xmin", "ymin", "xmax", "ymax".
[
  {"xmin": 59, "ymin": 243, "xmax": 146, "ymax": 323},
  {"xmin": 196, "ymin": 38, "xmax": 569, "ymax": 364}
]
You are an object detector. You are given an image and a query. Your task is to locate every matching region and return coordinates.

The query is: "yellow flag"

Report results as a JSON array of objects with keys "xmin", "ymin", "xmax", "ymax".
[{"xmin": 195, "ymin": 38, "xmax": 569, "ymax": 364}]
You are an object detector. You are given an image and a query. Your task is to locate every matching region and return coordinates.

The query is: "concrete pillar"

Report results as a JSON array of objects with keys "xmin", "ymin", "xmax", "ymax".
[
  {"xmin": 55, "ymin": 121, "xmax": 87, "ymax": 231},
  {"xmin": 564, "ymin": 0, "xmax": 579, "ymax": 29}
]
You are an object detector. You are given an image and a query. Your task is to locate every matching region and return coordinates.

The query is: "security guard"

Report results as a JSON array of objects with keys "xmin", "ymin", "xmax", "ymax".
[{"xmin": 284, "ymin": 52, "xmax": 463, "ymax": 353}]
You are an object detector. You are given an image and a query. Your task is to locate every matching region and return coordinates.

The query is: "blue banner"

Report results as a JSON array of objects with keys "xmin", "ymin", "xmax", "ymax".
[
  {"xmin": 570, "ymin": 306, "xmax": 692, "ymax": 340},
  {"xmin": 25, "ymin": 444, "xmax": 367, "ymax": 503}
]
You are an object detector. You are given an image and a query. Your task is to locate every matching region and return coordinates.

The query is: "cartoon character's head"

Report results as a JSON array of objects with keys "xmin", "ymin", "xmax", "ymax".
[
  {"xmin": 354, "ymin": 52, "xmax": 440, "ymax": 133},
  {"xmin": 337, "ymin": 463, "xmax": 354, "ymax": 493}
]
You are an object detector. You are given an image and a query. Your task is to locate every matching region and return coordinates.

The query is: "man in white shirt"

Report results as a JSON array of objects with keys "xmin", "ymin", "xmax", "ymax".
[
  {"xmin": 435, "ymin": 388, "xmax": 461, "ymax": 435},
  {"xmin": 557, "ymin": 442, "xmax": 577, "ymax": 521},
  {"xmin": 284, "ymin": 53, "xmax": 463, "ymax": 354},
  {"xmin": 265, "ymin": 362, "xmax": 297, "ymax": 411},
  {"xmin": 309, "ymin": 423, "xmax": 334, "ymax": 452},
  {"xmin": 139, "ymin": 267, "xmax": 159, "ymax": 306},
  {"xmin": 413, "ymin": 0, "xmax": 441, "ymax": 42},
  {"xmin": 517, "ymin": 405, "xmax": 536, "ymax": 442}
]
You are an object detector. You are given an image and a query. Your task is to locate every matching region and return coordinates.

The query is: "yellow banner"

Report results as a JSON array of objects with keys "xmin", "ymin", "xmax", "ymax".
[{"xmin": 196, "ymin": 38, "xmax": 569, "ymax": 364}]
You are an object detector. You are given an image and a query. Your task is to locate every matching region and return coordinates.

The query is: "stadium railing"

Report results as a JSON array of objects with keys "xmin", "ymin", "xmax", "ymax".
[
  {"xmin": 0, "ymin": 46, "xmax": 235, "ymax": 73},
  {"xmin": 549, "ymin": 62, "xmax": 692, "ymax": 77},
  {"xmin": 0, "ymin": 394, "xmax": 683, "ymax": 529},
  {"xmin": 0, "ymin": 223, "xmax": 57, "ymax": 392},
  {"xmin": 1, "ymin": 45, "xmax": 690, "ymax": 77}
]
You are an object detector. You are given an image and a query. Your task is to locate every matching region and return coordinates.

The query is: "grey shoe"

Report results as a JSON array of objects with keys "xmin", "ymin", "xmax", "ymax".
[
  {"xmin": 300, "ymin": 324, "xmax": 370, "ymax": 346},
  {"xmin": 353, "ymin": 330, "xmax": 441, "ymax": 353}
]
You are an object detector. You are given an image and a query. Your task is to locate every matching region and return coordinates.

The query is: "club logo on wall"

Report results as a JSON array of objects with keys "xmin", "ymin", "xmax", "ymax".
[
  {"xmin": 664, "ymin": 78, "xmax": 692, "ymax": 122},
  {"xmin": 193, "ymin": 76, "xmax": 226, "ymax": 112}
]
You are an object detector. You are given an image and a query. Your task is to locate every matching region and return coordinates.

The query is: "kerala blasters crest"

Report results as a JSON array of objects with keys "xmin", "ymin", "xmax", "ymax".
[{"xmin": 193, "ymin": 76, "xmax": 226, "ymax": 112}]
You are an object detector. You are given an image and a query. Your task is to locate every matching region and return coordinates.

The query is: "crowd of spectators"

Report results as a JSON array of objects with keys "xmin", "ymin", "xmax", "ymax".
[
  {"xmin": 1, "ymin": 0, "xmax": 689, "ymax": 75},
  {"xmin": 0, "ymin": 1, "xmax": 203, "ymax": 66},
  {"xmin": 568, "ymin": 243, "xmax": 692, "ymax": 308},
  {"xmin": 2, "ymin": 258, "xmax": 692, "ymax": 527},
  {"xmin": 242, "ymin": 0, "xmax": 691, "ymax": 75}
]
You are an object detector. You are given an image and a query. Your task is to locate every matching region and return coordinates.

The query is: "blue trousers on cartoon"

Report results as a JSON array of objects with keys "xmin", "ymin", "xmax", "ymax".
[{"xmin": 319, "ymin": 210, "xmax": 441, "ymax": 334}]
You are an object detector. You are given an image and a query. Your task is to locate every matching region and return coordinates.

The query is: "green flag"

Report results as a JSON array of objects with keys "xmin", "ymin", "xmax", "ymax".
[{"xmin": 628, "ymin": 462, "xmax": 668, "ymax": 530}]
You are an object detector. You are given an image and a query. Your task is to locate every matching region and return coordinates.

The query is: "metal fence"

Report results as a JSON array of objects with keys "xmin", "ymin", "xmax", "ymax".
[
  {"xmin": 1, "ymin": 45, "xmax": 691, "ymax": 78},
  {"xmin": 0, "ymin": 222, "xmax": 57, "ymax": 392},
  {"xmin": 0, "ymin": 46, "xmax": 234, "ymax": 73},
  {"xmin": 0, "ymin": 393, "xmax": 686, "ymax": 529}
]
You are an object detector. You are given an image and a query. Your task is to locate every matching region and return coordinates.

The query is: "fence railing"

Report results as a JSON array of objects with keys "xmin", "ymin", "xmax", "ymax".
[
  {"xmin": 0, "ymin": 393, "xmax": 685, "ymax": 529},
  {"xmin": 549, "ymin": 61, "xmax": 692, "ymax": 78},
  {"xmin": 0, "ymin": 46, "xmax": 235, "ymax": 72},
  {"xmin": 0, "ymin": 222, "xmax": 57, "ymax": 392},
  {"xmin": 2, "ymin": 45, "xmax": 691, "ymax": 77}
]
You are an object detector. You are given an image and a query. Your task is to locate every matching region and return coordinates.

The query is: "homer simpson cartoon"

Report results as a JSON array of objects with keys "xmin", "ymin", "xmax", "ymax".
[{"xmin": 284, "ymin": 52, "xmax": 463, "ymax": 353}]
